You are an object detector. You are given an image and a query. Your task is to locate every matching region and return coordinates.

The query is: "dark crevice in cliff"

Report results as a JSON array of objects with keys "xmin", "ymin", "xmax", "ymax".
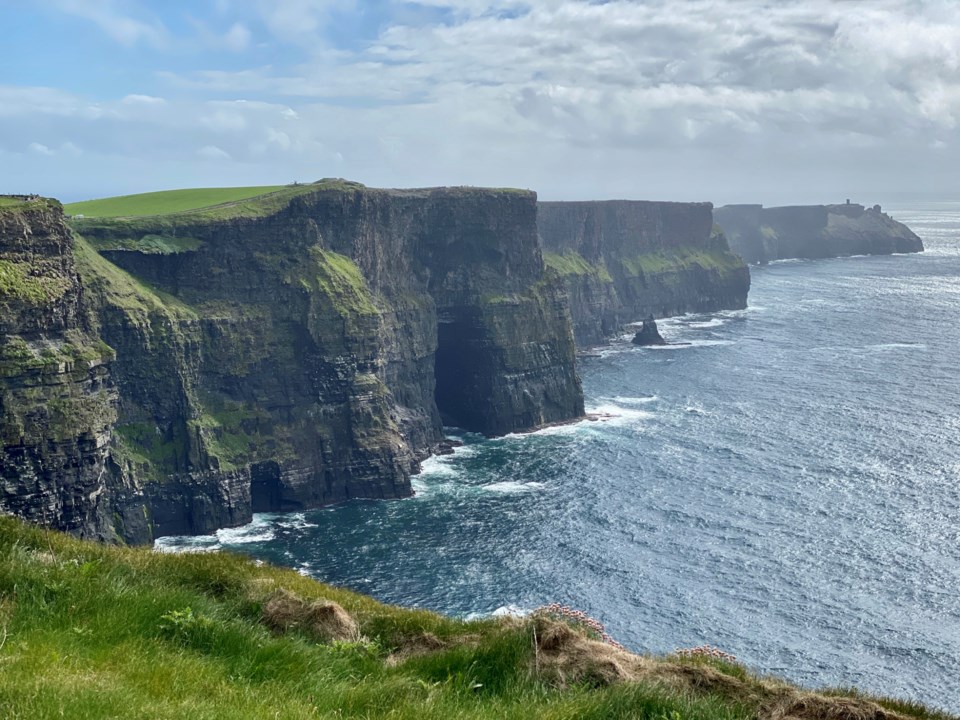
[{"xmin": 434, "ymin": 314, "xmax": 480, "ymax": 431}]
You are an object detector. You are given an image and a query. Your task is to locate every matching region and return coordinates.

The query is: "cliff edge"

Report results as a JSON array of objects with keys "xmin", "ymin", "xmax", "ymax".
[
  {"xmin": 538, "ymin": 201, "xmax": 751, "ymax": 346},
  {"xmin": 714, "ymin": 202, "xmax": 924, "ymax": 264}
]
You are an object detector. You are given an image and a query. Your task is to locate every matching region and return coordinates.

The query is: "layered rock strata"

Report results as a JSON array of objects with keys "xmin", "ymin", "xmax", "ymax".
[
  {"xmin": 714, "ymin": 202, "xmax": 924, "ymax": 264},
  {"xmin": 538, "ymin": 201, "xmax": 750, "ymax": 346},
  {"xmin": 1, "ymin": 185, "xmax": 585, "ymax": 543}
]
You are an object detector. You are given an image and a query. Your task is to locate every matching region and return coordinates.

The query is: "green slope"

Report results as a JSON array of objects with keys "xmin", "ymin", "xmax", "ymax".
[
  {"xmin": 65, "ymin": 186, "xmax": 289, "ymax": 218},
  {"xmin": 0, "ymin": 517, "xmax": 952, "ymax": 720}
]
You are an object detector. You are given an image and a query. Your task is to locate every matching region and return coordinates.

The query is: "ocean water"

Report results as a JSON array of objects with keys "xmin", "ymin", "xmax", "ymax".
[{"xmin": 157, "ymin": 203, "xmax": 960, "ymax": 712}]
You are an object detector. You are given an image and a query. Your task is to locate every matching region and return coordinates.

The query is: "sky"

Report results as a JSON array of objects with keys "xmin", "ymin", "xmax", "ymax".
[{"xmin": 1, "ymin": 0, "xmax": 958, "ymax": 205}]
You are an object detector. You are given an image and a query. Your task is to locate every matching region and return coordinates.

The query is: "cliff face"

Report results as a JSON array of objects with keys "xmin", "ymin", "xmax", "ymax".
[
  {"xmin": 537, "ymin": 201, "xmax": 751, "ymax": 346},
  {"xmin": 0, "ymin": 199, "xmax": 128, "ymax": 541},
  {"xmin": 714, "ymin": 202, "xmax": 924, "ymax": 264},
  {"xmin": 1, "ymin": 186, "xmax": 584, "ymax": 543}
]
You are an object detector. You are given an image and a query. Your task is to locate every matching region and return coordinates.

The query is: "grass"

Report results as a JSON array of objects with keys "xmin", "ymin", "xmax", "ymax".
[
  {"xmin": 543, "ymin": 251, "xmax": 614, "ymax": 282},
  {"xmin": 66, "ymin": 180, "xmax": 368, "ymax": 224},
  {"xmin": 0, "ymin": 196, "xmax": 60, "ymax": 215},
  {"xmin": 619, "ymin": 248, "xmax": 745, "ymax": 277},
  {"xmin": 0, "ymin": 516, "xmax": 953, "ymax": 720},
  {"xmin": 0, "ymin": 259, "xmax": 71, "ymax": 305},
  {"xmin": 64, "ymin": 186, "xmax": 288, "ymax": 218},
  {"xmin": 72, "ymin": 234, "xmax": 197, "ymax": 324}
]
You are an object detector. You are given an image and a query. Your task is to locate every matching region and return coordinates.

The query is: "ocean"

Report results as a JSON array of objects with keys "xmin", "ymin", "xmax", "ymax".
[{"xmin": 157, "ymin": 203, "xmax": 960, "ymax": 712}]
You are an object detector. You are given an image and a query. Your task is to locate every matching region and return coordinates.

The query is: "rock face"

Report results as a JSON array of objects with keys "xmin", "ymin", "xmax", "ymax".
[
  {"xmin": 0, "ymin": 198, "xmax": 124, "ymax": 541},
  {"xmin": 537, "ymin": 201, "xmax": 751, "ymax": 346},
  {"xmin": 1, "ymin": 185, "xmax": 584, "ymax": 543},
  {"xmin": 631, "ymin": 316, "xmax": 667, "ymax": 346},
  {"xmin": 714, "ymin": 202, "xmax": 924, "ymax": 265}
]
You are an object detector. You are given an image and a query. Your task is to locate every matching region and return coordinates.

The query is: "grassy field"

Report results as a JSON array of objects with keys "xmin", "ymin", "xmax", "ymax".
[
  {"xmin": 64, "ymin": 186, "xmax": 291, "ymax": 218},
  {"xmin": 0, "ymin": 516, "xmax": 952, "ymax": 720}
]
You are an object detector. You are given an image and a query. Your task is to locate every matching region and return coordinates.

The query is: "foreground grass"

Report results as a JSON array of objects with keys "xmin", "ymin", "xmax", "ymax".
[{"xmin": 0, "ymin": 516, "xmax": 952, "ymax": 720}]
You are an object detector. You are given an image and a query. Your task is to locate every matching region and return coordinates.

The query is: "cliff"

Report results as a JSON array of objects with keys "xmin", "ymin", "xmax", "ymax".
[
  {"xmin": 714, "ymin": 202, "xmax": 924, "ymax": 264},
  {"xmin": 1, "ymin": 185, "xmax": 584, "ymax": 543},
  {"xmin": 537, "ymin": 201, "xmax": 751, "ymax": 346}
]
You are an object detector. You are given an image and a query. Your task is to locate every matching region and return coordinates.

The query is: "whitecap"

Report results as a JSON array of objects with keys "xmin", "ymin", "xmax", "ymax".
[
  {"xmin": 482, "ymin": 481, "xmax": 547, "ymax": 494},
  {"xmin": 687, "ymin": 318, "xmax": 726, "ymax": 329},
  {"xmin": 586, "ymin": 403, "xmax": 655, "ymax": 424},
  {"xmin": 153, "ymin": 535, "xmax": 221, "ymax": 554},
  {"xmin": 418, "ymin": 455, "xmax": 462, "ymax": 478},
  {"xmin": 609, "ymin": 395, "xmax": 658, "ymax": 405},
  {"xmin": 464, "ymin": 604, "xmax": 530, "ymax": 621},
  {"xmin": 215, "ymin": 516, "xmax": 276, "ymax": 545}
]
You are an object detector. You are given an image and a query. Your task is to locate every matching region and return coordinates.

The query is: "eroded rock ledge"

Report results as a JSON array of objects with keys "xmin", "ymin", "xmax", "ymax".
[{"xmin": 1, "ymin": 186, "xmax": 584, "ymax": 543}]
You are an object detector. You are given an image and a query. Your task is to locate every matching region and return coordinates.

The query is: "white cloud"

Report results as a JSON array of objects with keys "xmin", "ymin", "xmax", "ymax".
[
  {"xmin": 122, "ymin": 94, "xmax": 167, "ymax": 105},
  {"xmin": 52, "ymin": 0, "xmax": 166, "ymax": 48},
  {"xmin": 197, "ymin": 145, "xmax": 232, "ymax": 160},
  {"xmin": 7, "ymin": 1, "xmax": 960, "ymax": 203},
  {"xmin": 28, "ymin": 142, "xmax": 54, "ymax": 156},
  {"xmin": 222, "ymin": 22, "xmax": 252, "ymax": 52}
]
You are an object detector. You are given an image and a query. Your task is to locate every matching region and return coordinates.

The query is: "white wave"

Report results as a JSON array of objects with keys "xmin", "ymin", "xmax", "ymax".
[
  {"xmin": 609, "ymin": 395, "xmax": 658, "ymax": 405},
  {"xmin": 464, "ymin": 604, "xmax": 530, "ymax": 621},
  {"xmin": 215, "ymin": 516, "xmax": 276, "ymax": 545},
  {"xmin": 647, "ymin": 339, "xmax": 734, "ymax": 350},
  {"xmin": 153, "ymin": 535, "xmax": 221, "ymax": 554},
  {"xmin": 586, "ymin": 402, "xmax": 655, "ymax": 423},
  {"xmin": 687, "ymin": 318, "xmax": 726, "ymax": 329},
  {"xmin": 274, "ymin": 512, "xmax": 318, "ymax": 531},
  {"xmin": 418, "ymin": 455, "xmax": 463, "ymax": 478},
  {"xmin": 482, "ymin": 480, "xmax": 546, "ymax": 494},
  {"xmin": 866, "ymin": 343, "xmax": 928, "ymax": 350},
  {"xmin": 492, "ymin": 604, "xmax": 530, "ymax": 617}
]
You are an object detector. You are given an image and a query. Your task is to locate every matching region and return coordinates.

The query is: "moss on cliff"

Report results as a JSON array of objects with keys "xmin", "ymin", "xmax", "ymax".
[
  {"xmin": 619, "ymin": 248, "xmax": 745, "ymax": 277},
  {"xmin": 543, "ymin": 251, "xmax": 614, "ymax": 282},
  {"xmin": 0, "ymin": 259, "xmax": 72, "ymax": 306},
  {"xmin": 73, "ymin": 235, "xmax": 197, "ymax": 325}
]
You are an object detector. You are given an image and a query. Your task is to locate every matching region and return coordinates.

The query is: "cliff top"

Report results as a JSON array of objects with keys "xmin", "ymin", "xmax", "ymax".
[
  {"xmin": 65, "ymin": 181, "xmax": 534, "ymax": 222},
  {"xmin": 0, "ymin": 515, "xmax": 952, "ymax": 719},
  {"xmin": 0, "ymin": 195, "xmax": 61, "ymax": 216}
]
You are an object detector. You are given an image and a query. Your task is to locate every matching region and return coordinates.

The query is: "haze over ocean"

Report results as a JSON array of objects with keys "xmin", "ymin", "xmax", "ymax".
[{"xmin": 159, "ymin": 204, "xmax": 960, "ymax": 712}]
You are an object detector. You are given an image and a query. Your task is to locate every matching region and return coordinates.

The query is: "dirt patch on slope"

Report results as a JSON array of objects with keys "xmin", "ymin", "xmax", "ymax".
[{"xmin": 261, "ymin": 588, "xmax": 358, "ymax": 643}]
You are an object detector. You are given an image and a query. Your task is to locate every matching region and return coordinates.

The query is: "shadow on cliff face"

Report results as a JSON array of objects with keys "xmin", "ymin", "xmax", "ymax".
[{"xmin": 434, "ymin": 315, "xmax": 486, "ymax": 431}]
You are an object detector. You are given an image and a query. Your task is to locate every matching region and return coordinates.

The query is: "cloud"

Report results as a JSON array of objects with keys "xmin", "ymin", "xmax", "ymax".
[
  {"xmin": 197, "ymin": 145, "xmax": 232, "ymax": 161},
  {"xmin": 7, "ymin": 0, "xmax": 960, "ymax": 203},
  {"xmin": 28, "ymin": 142, "xmax": 54, "ymax": 156},
  {"xmin": 122, "ymin": 94, "xmax": 166, "ymax": 105},
  {"xmin": 51, "ymin": 0, "xmax": 166, "ymax": 48}
]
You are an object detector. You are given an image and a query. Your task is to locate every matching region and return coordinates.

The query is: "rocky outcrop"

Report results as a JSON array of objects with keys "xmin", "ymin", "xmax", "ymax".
[
  {"xmin": 538, "ymin": 201, "xmax": 750, "ymax": 346},
  {"xmin": 631, "ymin": 316, "xmax": 667, "ymax": 346},
  {"xmin": 1, "ymin": 185, "xmax": 585, "ymax": 543},
  {"xmin": 714, "ymin": 202, "xmax": 924, "ymax": 264}
]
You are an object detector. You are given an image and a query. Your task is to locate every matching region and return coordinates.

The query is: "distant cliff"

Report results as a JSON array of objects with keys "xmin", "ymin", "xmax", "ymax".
[
  {"xmin": 538, "ymin": 201, "xmax": 750, "ymax": 346},
  {"xmin": 1, "ymin": 185, "xmax": 584, "ymax": 543},
  {"xmin": 714, "ymin": 202, "xmax": 924, "ymax": 264}
]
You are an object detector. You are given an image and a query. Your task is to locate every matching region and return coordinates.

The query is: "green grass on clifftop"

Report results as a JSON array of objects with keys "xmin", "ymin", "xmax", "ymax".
[
  {"xmin": 65, "ymin": 180, "xmax": 368, "ymax": 222},
  {"xmin": 0, "ymin": 516, "xmax": 953, "ymax": 720},
  {"xmin": 64, "ymin": 187, "xmax": 287, "ymax": 218}
]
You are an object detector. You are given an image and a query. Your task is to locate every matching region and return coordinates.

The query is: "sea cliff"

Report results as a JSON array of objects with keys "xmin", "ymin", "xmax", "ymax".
[
  {"xmin": 1, "ymin": 185, "xmax": 585, "ymax": 543},
  {"xmin": 538, "ymin": 201, "xmax": 751, "ymax": 346},
  {"xmin": 714, "ymin": 202, "xmax": 924, "ymax": 264}
]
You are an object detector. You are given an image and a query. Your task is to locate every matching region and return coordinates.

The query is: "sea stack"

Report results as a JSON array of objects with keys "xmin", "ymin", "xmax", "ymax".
[{"xmin": 632, "ymin": 315, "xmax": 667, "ymax": 346}]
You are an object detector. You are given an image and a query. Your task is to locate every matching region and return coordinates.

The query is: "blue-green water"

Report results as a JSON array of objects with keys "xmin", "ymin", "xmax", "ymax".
[{"xmin": 159, "ymin": 204, "xmax": 960, "ymax": 712}]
